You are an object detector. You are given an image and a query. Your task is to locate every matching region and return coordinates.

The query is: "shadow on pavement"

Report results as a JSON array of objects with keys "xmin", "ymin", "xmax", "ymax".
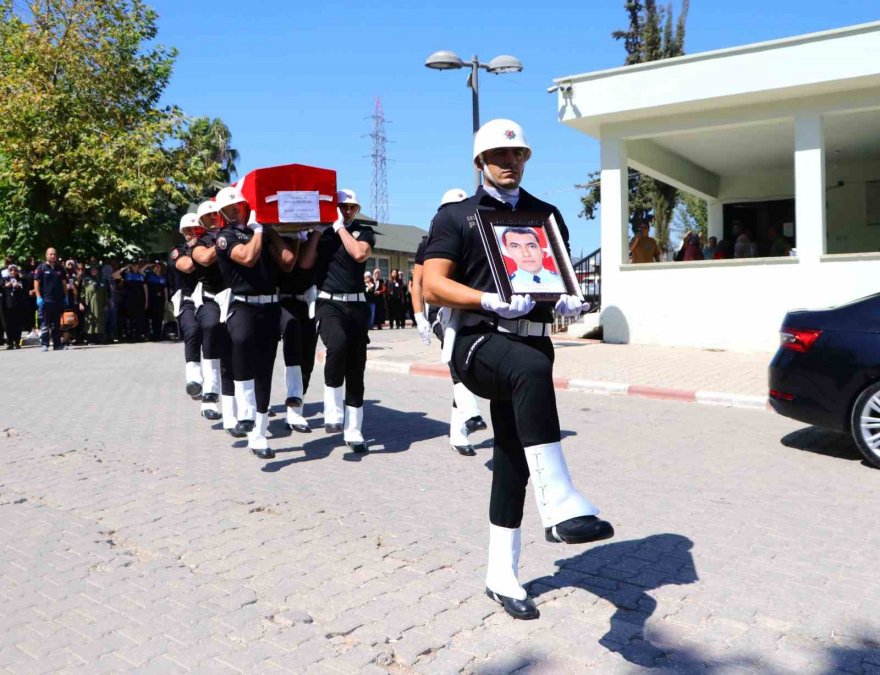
[
  {"xmin": 780, "ymin": 426, "xmax": 865, "ymax": 463},
  {"xmin": 526, "ymin": 534, "xmax": 755, "ymax": 670},
  {"xmin": 261, "ymin": 398, "xmax": 448, "ymax": 472}
]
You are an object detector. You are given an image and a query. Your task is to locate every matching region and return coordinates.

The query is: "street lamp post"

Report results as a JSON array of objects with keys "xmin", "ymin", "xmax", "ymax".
[{"xmin": 425, "ymin": 51, "xmax": 524, "ymax": 191}]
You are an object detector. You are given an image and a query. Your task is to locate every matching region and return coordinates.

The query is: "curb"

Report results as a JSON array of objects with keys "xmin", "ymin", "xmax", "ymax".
[{"xmin": 318, "ymin": 352, "xmax": 770, "ymax": 411}]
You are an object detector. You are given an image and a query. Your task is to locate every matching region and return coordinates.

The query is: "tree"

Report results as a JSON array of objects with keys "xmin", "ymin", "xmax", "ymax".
[
  {"xmin": 580, "ymin": 0, "xmax": 690, "ymax": 255},
  {"xmin": 0, "ymin": 0, "xmax": 229, "ymax": 260},
  {"xmin": 671, "ymin": 192, "xmax": 708, "ymax": 242},
  {"xmin": 180, "ymin": 116, "xmax": 240, "ymax": 198}
]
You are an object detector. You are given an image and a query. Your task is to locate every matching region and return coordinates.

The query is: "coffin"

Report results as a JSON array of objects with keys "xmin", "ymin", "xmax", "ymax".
[{"xmin": 237, "ymin": 163, "xmax": 337, "ymax": 232}]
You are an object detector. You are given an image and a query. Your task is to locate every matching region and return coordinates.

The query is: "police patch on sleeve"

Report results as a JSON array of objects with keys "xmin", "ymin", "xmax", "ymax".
[
  {"xmin": 171, "ymin": 249, "xmax": 179, "ymax": 260},
  {"xmin": 352, "ymin": 230, "xmax": 361, "ymax": 239},
  {"xmin": 217, "ymin": 236, "xmax": 228, "ymax": 250}
]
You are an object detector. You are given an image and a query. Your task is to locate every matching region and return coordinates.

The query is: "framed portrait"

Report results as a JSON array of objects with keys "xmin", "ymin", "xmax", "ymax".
[{"xmin": 475, "ymin": 211, "xmax": 584, "ymax": 303}]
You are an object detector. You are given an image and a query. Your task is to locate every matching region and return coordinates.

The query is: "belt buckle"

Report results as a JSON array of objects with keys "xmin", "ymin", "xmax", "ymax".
[{"xmin": 516, "ymin": 319, "xmax": 529, "ymax": 337}]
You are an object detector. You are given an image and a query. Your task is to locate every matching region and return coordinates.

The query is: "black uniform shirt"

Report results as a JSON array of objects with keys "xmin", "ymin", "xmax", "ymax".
[
  {"xmin": 414, "ymin": 236, "xmax": 427, "ymax": 266},
  {"xmin": 170, "ymin": 244, "xmax": 199, "ymax": 296},
  {"xmin": 35, "ymin": 262, "xmax": 66, "ymax": 303},
  {"xmin": 278, "ymin": 264, "xmax": 316, "ymax": 296},
  {"xmin": 423, "ymin": 186, "xmax": 570, "ymax": 324},
  {"xmin": 191, "ymin": 232, "xmax": 226, "ymax": 295},
  {"xmin": 122, "ymin": 270, "xmax": 146, "ymax": 311},
  {"xmin": 214, "ymin": 226, "xmax": 279, "ymax": 295},
  {"xmin": 314, "ymin": 221, "xmax": 377, "ymax": 294}
]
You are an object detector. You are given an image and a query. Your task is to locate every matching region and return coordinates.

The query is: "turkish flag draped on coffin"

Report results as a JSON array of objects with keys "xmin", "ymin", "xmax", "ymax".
[{"xmin": 236, "ymin": 163, "xmax": 338, "ymax": 232}]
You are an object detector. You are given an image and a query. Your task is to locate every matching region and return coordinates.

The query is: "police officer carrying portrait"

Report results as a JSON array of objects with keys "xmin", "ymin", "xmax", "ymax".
[
  {"xmin": 34, "ymin": 247, "xmax": 67, "ymax": 352},
  {"xmin": 190, "ymin": 200, "xmax": 240, "ymax": 433},
  {"xmin": 277, "ymin": 233, "xmax": 319, "ymax": 434},
  {"xmin": 411, "ymin": 189, "xmax": 488, "ymax": 457},
  {"xmin": 298, "ymin": 189, "xmax": 374, "ymax": 453},
  {"xmin": 213, "ymin": 186, "xmax": 296, "ymax": 459},
  {"xmin": 422, "ymin": 119, "xmax": 614, "ymax": 620},
  {"xmin": 171, "ymin": 212, "xmax": 205, "ymax": 399}
]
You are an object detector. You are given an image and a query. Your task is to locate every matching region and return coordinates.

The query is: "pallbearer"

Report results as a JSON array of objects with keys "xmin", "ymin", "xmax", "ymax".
[
  {"xmin": 190, "ymin": 200, "xmax": 232, "ymax": 424},
  {"xmin": 214, "ymin": 186, "xmax": 296, "ymax": 459},
  {"xmin": 171, "ymin": 213, "xmax": 204, "ymax": 399},
  {"xmin": 277, "ymin": 233, "xmax": 319, "ymax": 433},
  {"xmin": 299, "ymin": 189, "xmax": 374, "ymax": 453}
]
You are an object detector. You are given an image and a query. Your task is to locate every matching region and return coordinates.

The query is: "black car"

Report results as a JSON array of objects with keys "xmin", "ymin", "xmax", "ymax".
[{"xmin": 769, "ymin": 292, "xmax": 880, "ymax": 468}]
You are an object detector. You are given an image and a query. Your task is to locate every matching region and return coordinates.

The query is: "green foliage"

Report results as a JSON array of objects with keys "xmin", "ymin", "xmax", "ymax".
[
  {"xmin": 0, "ymin": 0, "xmax": 234, "ymax": 261},
  {"xmin": 580, "ymin": 0, "xmax": 691, "ymax": 253}
]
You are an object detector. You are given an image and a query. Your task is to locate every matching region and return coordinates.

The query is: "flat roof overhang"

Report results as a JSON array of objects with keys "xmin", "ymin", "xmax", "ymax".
[{"xmin": 554, "ymin": 21, "xmax": 880, "ymax": 138}]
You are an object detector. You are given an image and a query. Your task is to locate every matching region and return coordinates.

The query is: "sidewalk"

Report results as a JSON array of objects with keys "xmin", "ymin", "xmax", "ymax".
[{"xmin": 333, "ymin": 326, "xmax": 774, "ymax": 410}]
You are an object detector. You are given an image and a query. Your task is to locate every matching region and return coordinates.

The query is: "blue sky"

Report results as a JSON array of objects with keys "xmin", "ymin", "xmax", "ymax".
[{"xmin": 149, "ymin": 0, "xmax": 878, "ymax": 258}]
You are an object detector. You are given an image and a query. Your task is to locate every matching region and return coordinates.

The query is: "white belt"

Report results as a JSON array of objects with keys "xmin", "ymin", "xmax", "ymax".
[
  {"xmin": 462, "ymin": 312, "xmax": 552, "ymax": 338},
  {"xmin": 182, "ymin": 296, "xmax": 193, "ymax": 303},
  {"xmin": 233, "ymin": 293, "xmax": 279, "ymax": 305},
  {"xmin": 203, "ymin": 291, "xmax": 216, "ymax": 300},
  {"xmin": 318, "ymin": 291, "xmax": 366, "ymax": 303}
]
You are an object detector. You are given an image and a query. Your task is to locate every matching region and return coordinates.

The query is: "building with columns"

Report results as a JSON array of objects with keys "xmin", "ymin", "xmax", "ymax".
[{"xmin": 554, "ymin": 21, "xmax": 880, "ymax": 351}]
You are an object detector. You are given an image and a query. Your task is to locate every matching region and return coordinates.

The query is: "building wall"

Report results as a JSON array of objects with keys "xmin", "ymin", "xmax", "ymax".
[{"xmin": 601, "ymin": 256, "xmax": 880, "ymax": 352}]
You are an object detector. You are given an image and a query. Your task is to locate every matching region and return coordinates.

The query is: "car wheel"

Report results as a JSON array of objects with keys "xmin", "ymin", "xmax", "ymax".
[{"xmin": 851, "ymin": 381, "xmax": 880, "ymax": 468}]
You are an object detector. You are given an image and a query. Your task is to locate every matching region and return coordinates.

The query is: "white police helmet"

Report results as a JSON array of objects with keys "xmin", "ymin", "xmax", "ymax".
[
  {"xmin": 178, "ymin": 212, "xmax": 199, "ymax": 233},
  {"xmin": 215, "ymin": 185, "xmax": 248, "ymax": 210},
  {"xmin": 440, "ymin": 188, "xmax": 468, "ymax": 206},
  {"xmin": 337, "ymin": 189, "xmax": 360, "ymax": 207},
  {"xmin": 473, "ymin": 119, "xmax": 532, "ymax": 165},
  {"xmin": 196, "ymin": 200, "xmax": 222, "ymax": 229}
]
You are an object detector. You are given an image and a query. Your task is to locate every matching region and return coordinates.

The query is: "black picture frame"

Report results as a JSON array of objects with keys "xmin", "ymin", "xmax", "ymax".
[{"xmin": 475, "ymin": 210, "xmax": 583, "ymax": 303}]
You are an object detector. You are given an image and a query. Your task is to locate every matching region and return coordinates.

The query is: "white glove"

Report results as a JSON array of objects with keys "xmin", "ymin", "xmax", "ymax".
[
  {"xmin": 247, "ymin": 209, "xmax": 263, "ymax": 234},
  {"xmin": 332, "ymin": 207, "xmax": 345, "ymax": 233},
  {"xmin": 480, "ymin": 292, "xmax": 535, "ymax": 319},
  {"xmin": 415, "ymin": 312, "xmax": 432, "ymax": 345},
  {"xmin": 298, "ymin": 230, "xmax": 310, "ymax": 242},
  {"xmin": 554, "ymin": 294, "xmax": 585, "ymax": 318}
]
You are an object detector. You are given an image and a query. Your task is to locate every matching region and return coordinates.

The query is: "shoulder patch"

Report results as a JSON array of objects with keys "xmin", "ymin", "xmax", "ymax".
[
  {"xmin": 352, "ymin": 230, "xmax": 361, "ymax": 239},
  {"xmin": 217, "ymin": 236, "xmax": 228, "ymax": 250},
  {"xmin": 171, "ymin": 249, "xmax": 180, "ymax": 260}
]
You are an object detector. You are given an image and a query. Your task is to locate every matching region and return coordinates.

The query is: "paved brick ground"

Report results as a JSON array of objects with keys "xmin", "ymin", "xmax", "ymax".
[{"xmin": 1, "ymin": 342, "xmax": 879, "ymax": 673}]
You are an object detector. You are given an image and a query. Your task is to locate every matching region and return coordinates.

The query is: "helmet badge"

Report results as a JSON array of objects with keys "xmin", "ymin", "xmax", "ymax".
[{"xmin": 505, "ymin": 129, "xmax": 516, "ymax": 140}]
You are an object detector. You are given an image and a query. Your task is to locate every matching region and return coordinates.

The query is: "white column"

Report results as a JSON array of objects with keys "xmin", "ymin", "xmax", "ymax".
[
  {"xmin": 600, "ymin": 135, "xmax": 629, "ymax": 267},
  {"xmin": 794, "ymin": 113, "xmax": 826, "ymax": 262},
  {"xmin": 599, "ymin": 134, "xmax": 629, "ymax": 344},
  {"xmin": 707, "ymin": 200, "xmax": 724, "ymax": 241}
]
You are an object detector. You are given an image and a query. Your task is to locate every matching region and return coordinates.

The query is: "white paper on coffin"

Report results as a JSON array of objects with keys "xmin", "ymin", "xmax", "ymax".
[{"xmin": 266, "ymin": 191, "xmax": 335, "ymax": 223}]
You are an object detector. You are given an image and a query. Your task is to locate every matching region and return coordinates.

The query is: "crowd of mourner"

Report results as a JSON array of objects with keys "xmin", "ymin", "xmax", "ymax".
[{"xmin": 0, "ymin": 251, "xmax": 419, "ymax": 351}]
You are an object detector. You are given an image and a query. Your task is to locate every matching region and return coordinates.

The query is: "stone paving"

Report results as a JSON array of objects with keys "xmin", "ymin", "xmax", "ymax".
[{"xmin": 1, "ymin": 342, "xmax": 880, "ymax": 673}]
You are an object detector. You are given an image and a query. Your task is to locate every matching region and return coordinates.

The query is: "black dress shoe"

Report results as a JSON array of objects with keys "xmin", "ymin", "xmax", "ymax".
[
  {"xmin": 250, "ymin": 447, "xmax": 275, "ymax": 459},
  {"xmin": 286, "ymin": 423, "xmax": 311, "ymax": 433},
  {"xmin": 346, "ymin": 441, "xmax": 369, "ymax": 454},
  {"xmin": 285, "ymin": 396, "xmax": 303, "ymax": 408},
  {"xmin": 235, "ymin": 419, "xmax": 255, "ymax": 434},
  {"xmin": 226, "ymin": 427, "xmax": 246, "ymax": 439},
  {"xmin": 451, "ymin": 443, "xmax": 476, "ymax": 456},
  {"xmin": 185, "ymin": 382, "xmax": 202, "ymax": 398},
  {"xmin": 545, "ymin": 516, "xmax": 615, "ymax": 544},
  {"xmin": 202, "ymin": 392, "xmax": 219, "ymax": 403},
  {"xmin": 465, "ymin": 415, "xmax": 488, "ymax": 433},
  {"xmin": 485, "ymin": 588, "xmax": 539, "ymax": 620},
  {"xmin": 324, "ymin": 423, "xmax": 343, "ymax": 434},
  {"xmin": 201, "ymin": 409, "xmax": 222, "ymax": 421}
]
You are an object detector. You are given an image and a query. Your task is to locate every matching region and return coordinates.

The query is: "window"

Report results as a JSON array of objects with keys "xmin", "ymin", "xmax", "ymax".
[{"xmin": 366, "ymin": 256, "xmax": 390, "ymax": 279}]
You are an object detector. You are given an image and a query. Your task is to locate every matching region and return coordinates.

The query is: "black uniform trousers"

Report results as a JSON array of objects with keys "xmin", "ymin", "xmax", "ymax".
[
  {"xmin": 451, "ymin": 325, "xmax": 560, "ymax": 529},
  {"xmin": 148, "ymin": 300, "xmax": 165, "ymax": 341},
  {"xmin": 227, "ymin": 301, "xmax": 281, "ymax": 413},
  {"xmin": 178, "ymin": 302, "xmax": 202, "ymax": 364},
  {"xmin": 196, "ymin": 300, "xmax": 234, "ymax": 397},
  {"xmin": 280, "ymin": 297, "xmax": 319, "ymax": 396},
  {"xmin": 316, "ymin": 299, "xmax": 370, "ymax": 407},
  {"xmin": 39, "ymin": 301, "xmax": 63, "ymax": 349}
]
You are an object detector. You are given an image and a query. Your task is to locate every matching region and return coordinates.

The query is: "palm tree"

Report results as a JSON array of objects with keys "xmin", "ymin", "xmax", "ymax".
[{"xmin": 182, "ymin": 116, "xmax": 240, "ymax": 191}]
